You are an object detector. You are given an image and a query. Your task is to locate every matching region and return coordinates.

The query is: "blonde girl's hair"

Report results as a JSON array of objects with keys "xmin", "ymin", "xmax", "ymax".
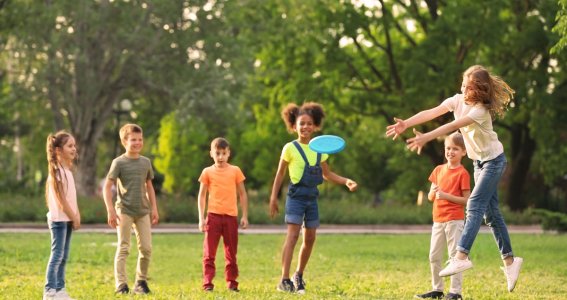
[
  {"xmin": 463, "ymin": 65, "xmax": 515, "ymax": 118},
  {"xmin": 281, "ymin": 102, "xmax": 325, "ymax": 133},
  {"xmin": 446, "ymin": 131, "xmax": 466, "ymax": 150},
  {"xmin": 45, "ymin": 131, "xmax": 73, "ymax": 207}
]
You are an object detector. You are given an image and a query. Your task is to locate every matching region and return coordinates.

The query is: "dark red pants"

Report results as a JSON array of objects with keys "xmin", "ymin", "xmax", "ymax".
[{"xmin": 203, "ymin": 213, "xmax": 239, "ymax": 290}]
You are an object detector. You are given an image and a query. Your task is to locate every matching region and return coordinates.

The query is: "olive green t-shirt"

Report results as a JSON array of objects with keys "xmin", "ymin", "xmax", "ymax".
[{"xmin": 107, "ymin": 154, "xmax": 154, "ymax": 217}]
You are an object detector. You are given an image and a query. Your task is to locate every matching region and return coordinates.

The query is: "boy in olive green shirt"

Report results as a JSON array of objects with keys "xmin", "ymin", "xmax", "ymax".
[{"xmin": 103, "ymin": 124, "xmax": 159, "ymax": 295}]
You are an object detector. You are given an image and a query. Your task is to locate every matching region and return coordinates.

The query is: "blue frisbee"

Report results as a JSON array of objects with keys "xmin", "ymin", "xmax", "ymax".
[{"xmin": 309, "ymin": 135, "xmax": 346, "ymax": 154}]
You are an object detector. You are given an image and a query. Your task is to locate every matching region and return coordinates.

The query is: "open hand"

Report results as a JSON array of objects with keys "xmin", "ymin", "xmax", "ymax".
[
  {"xmin": 386, "ymin": 117, "xmax": 407, "ymax": 140},
  {"xmin": 406, "ymin": 128, "xmax": 426, "ymax": 155}
]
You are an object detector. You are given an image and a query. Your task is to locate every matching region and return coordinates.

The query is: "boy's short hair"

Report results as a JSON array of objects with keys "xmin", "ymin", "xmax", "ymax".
[
  {"xmin": 211, "ymin": 137, "xmax": 230, "ymax": 150},
  {"xmin": 119, "ymin": 124, "xmax": 143, "ymax": 141},
  {"xmin": 446, "ymin": 132, "xmax": 466, "ymax": 150}
]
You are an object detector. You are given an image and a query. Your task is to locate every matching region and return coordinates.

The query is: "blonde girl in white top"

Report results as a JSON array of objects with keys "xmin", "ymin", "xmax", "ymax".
[
  {"xmin": 43, "ymin": 131, "xmax": 80, "ymax": 300},
  {"xmin": 386, "ymin": 65, "xmax": 523, "ymax": 293}
]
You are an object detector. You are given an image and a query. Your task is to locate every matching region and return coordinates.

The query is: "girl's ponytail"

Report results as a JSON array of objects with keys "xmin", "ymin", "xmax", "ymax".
[{"xmin": 45, "ymin": 131, "xmax": 72, "ymax": 207}]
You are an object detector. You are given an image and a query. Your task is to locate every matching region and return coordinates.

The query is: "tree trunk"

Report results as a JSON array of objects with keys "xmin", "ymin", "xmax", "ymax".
[
  {"xmin": 505, "ymin": 124, "xmax": 536, "ymax": 211},
  {"xmin": 73, "ymin": 116, "xmax": 108, "ymax": 196}
]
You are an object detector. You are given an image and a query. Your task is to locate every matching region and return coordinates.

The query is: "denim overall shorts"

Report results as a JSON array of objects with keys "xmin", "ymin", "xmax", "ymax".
[{"xmin": 287, "ymin": 141, "xmax": 324, "ymax": 200}]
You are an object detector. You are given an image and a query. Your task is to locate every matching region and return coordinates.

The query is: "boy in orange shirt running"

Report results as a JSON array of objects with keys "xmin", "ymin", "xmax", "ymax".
[
  {"xmin": 415, "ymin": 132, "xmax": 471, "ymax": 300},
  {"xmin": 197, "ymin": 137, "xmax": 249, "ymax": 292}
]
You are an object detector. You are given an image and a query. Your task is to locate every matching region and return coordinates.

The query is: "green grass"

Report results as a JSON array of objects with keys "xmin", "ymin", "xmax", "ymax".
[{"xmin": 1, "ymin": 232, "xmax": 565, "ymax": 299}]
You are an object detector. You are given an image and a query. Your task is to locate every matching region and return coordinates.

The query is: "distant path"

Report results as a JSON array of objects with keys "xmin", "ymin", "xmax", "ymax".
[{"xmin": 0, "ymin": 223, "xmax": 545, "ymax": 234}]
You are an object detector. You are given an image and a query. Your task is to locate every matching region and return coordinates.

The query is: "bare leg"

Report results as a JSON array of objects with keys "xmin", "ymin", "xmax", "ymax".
[
  {"xmin": 281, "ymin": 224, "xmax": 301, "ymax": 279},
  {"xmin": 296, "ymin": 227, "xmax": 317, "ymax": 274}
]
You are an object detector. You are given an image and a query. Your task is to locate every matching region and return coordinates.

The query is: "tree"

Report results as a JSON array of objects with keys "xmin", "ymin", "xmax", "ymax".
[{"xmin": 4, "ymin": 0, "xmax": 210, "ymax": 195}]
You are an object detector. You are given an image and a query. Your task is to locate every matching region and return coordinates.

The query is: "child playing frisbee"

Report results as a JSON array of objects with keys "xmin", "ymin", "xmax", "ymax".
[
  {"xmin": 269, "ymin": 102, "xmax": 357, "ymax": 294},
  {"xmin": 387, "ymin": 65, "xmax": 523, "ymax": 292},
  {"xmin": 103, "ymin": 124, "xmax": 159, "ymax": 295},
  {"xmin": 415, "ymin": 132, "xmax": 470, "ymax": 300},
  {"xmin": 198, "ymin": 137, "xmax": 249, "ymax": 292},
  {"xmin": 43, "ymin": 131, "xmax": 80, "ymax": 300}
]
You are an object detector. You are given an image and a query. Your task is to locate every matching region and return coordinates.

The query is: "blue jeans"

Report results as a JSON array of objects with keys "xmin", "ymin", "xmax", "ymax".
[
  {"xmin": 45, "ymin": 221, "xmax": 73, "ymax": 291},
  {"xmin": 456, "ymin": 153, "xmax": 513, "ymax": 259}
]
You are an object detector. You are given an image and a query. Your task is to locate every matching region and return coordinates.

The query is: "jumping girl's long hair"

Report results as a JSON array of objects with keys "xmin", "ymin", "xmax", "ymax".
[
  {"xmin": 463, "ymin": 65, "xmax": 515, "ymax": 119},
  {"xmin": 45, "ymin": 131, "xmax": 73, "ymax": 207},
  {"xmin": 281, "ymin": 102, "xmax": 326, "ymax": 133}
]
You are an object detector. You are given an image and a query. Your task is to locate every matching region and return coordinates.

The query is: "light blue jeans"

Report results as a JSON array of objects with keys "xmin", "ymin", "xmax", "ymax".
[
  {"xmin": 45, "ymin": 221, "xmax": 73, "ymax": 291},
  {"xmin": 456, "ymin": 153, "xmax": 514, "ymax": 259}
]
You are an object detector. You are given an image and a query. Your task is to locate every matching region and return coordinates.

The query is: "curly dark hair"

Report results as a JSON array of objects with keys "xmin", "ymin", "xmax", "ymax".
[{"xmin": 281, "ymin": 102, "xmax": 325, "ymax": 133}]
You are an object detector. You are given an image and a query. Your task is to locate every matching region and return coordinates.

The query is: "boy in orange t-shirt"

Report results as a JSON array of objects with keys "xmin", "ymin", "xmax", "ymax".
[
  {"xmin": 415, "ymin": 132, "xmax": 471, "ymax": 300},
  {"xmin": 198, "ymin": 137, "xmax": 248, "ymax": 292}
]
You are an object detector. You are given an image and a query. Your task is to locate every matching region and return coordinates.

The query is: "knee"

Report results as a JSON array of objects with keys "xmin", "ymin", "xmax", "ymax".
[
  {"xmin": 287, "ymin": 232, "xmax": 300, "ymax": 243},
  {"xmin": 140, "ymin": 245, "xmax": 152, "ymax": 258},
  {"xmin": 303, "ymin": 234, "xmax": 316, "ymax": 247}
]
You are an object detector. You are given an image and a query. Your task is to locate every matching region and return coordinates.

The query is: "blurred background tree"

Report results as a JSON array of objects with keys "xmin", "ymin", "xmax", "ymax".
[{"xmin": 1, "ymin": 0, "xmax": 566, "ymax": 215}]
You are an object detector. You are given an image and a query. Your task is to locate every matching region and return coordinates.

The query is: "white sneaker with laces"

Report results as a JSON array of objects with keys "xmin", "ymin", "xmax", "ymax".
[
  {"xmin": 43, "ymin": 288, "xmax": 57, "ymax": 300},
  {"xmin": 502, "ymin": 257, "xmax": 523, "ymax": 292},
  {"xmin": 55, "ymin": 288, "xmax": 76, "ymax": 300},
  {"xmin": 439, "ymin": 257, "xmax": 473, "ymax": 277}
]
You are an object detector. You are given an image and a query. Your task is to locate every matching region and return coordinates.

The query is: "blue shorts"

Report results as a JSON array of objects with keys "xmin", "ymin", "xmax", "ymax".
[{"xmin": 285, "ymin": 196, "xmax": 320, "ymax": 228}]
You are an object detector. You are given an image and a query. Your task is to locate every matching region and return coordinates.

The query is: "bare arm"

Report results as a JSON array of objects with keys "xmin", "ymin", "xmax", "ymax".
[
  {"xmin": 103, "ymin": 178, "xmax": 119, "ymax": 228},
  {"xmin": 321, "ymin": 161, "xmax": 357, "ymax": 191},
  {"xmin": 407, "ymin": 116, "xmax": 474, "ymax": 154},
  {"xmin": 237, "ymin": 181, "xmax": 249, "ymax": 229},
  {"xmin": 197, "ymin": 182, "xmax": 208, "ymax": 232},
  {"xmin": 386, "ymin": 104, "xmax": 449, "ymax": 140},
  {"xmin": 436, "ymin": 189, "xmax": 471, "ymax": 206},
  {"xmin": 146, "ymin": 179, "xmax": 159, "ymax": 225},
  {"xmin": 269, "ymin": 159, "xmax": 288, "ymax": 218},
  {"xmin": 50, "ymin": 177, "xmax": 81, "ymax": 230}
]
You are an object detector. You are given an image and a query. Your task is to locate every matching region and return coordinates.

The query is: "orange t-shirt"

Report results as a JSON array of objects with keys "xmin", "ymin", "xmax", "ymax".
[
  {"xmin": 198, "ymin": 164, "xmax": 245, "ymax": 217},
  {"xmin": 428, "ymin": 164, "xmax": 471, "ymax": 223}
]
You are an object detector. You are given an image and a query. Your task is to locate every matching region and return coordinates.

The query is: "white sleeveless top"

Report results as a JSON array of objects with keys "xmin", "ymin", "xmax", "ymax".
[{"xmin": 46, "ymin": 167, "xmax": 78, "ymax": 222}]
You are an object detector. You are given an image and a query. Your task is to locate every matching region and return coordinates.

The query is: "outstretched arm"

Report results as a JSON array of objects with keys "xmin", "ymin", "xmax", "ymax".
[
  {"xmin": 386, "ymin": 104, "xmax": 449, "ymax": 140},
  {"xmin": 407, "ymin": 116, "xmax": 473, "ymax": 154},
  {"xmin": 321, "ymin": 161, "xmax": 357, "ymax": 191},
  {"xmin": 269, "ymin": 159, "xmax": 288, "ymax": 218}
]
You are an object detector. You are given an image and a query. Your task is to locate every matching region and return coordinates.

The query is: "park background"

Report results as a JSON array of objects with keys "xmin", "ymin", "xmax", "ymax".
[
  {"xmin": 1, "ymin": 0, "xmax": 567, "ymax": 227},
  {"xmin": 2, "ymin": 1, "xmax": 567, "ymax": 299}
]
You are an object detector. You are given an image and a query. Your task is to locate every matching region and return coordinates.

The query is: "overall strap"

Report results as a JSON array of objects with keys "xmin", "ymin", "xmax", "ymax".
[{"xmin": 292, "ymin": 141, "xmax": 321, "ymax": 166}]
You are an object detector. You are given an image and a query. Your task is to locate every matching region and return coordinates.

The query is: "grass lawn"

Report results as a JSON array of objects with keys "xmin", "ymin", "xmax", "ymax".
[{"xmin": 0, "ymin": 232, "xmax": 565, "ymax": 299}]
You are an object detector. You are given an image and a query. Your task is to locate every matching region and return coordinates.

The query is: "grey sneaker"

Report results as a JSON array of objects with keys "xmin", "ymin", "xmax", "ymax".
[
  {"xmin": 444, "ymin": 293, "xmax": 462, "ymax": 300},
  {"xmin": 293, "ymin": 272, "xmax": 306, "ymax": 294},
  {"xmin": 277, "ymin": 279, "xmax": 295, "ymax": 293},
  {"xmin": 414, "ymin": 291, "xmax": 444, "ymax": 299},
  {"xmin": 439, "ymin": 257, "xmax": 473, "ymax": 277},
  {"xmin": 502, "ymin": 257, "xmax": 523, "ymax": 292}
]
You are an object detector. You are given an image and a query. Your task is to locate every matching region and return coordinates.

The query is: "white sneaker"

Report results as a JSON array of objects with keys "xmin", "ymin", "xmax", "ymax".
[
  {"xmin": 502, "ymin": 257, "xmax": 523, "ymax": 292},
  {"xmin": 43, "ymin": 288, "xmax": 57, "ymax": 300},
  {"xmin": 55, "ymin": 288, "xmax": 76, "ymax": 300},
  {"xmin": 439, "ymin": 257, "xmax": 473, "ymax": 277}
]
